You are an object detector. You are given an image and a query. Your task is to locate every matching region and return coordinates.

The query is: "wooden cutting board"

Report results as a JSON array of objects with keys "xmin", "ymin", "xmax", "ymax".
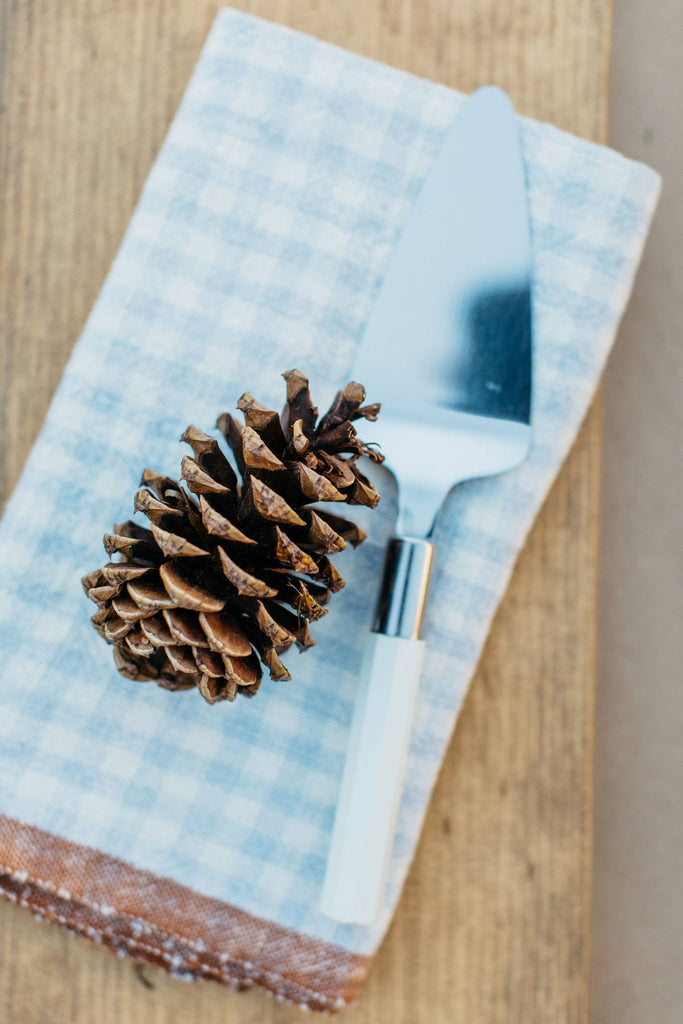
[{"xmin": 0, "ymin": 1, "xmax": 607, "ymax": 1021}]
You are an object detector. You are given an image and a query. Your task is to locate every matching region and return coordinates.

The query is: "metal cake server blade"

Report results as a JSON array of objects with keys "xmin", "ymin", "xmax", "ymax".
[
  {"xmin": 320, "ymin": 87, "xmax": 533, "ymax": 925},
  {"xmin": 352, "ymin": 84, "xmax": 532, "ymax": 539}
]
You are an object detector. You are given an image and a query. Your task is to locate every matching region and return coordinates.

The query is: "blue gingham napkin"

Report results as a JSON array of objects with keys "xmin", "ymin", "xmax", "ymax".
[{"xmin": 0, "ymin": 8, "xmax": 659, "ymax": 1010}]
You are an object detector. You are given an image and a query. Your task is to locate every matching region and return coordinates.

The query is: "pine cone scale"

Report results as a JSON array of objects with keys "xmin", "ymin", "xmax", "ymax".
[
  {"xmin": 165, "ymin": 645, "xmax": 198, "ymax": 676},
  {"xmin": 127, "ymin": 575, "xmax": 177, "ymax": 611},
  {"xmin": 103, "ymin": 617, "xmax": 131, "ymax": 644},
  {"xmin": 194, "ymin": 647, "xmax": 224, "ymax": 678},
  {"xmin": 158, "ymin": 563, "xmax": 225, "ymax": 612},
  {"xmin": 163, "ymin": 608, "xmax": 208, "ymax": 647},
  {"xmin": 198, "ymin": 497, "xmax": 255, "ymax": 544},
  {"xmin": 139, "ymin": 614, "xmax": 174, "ymax": 647},
  {"xmin": 111, "ymin": 593, "xmax": 154, "ymax": 622},
  {"xmin": 126, "ymin": 628, "xmax": 155, "ymax": 657}
]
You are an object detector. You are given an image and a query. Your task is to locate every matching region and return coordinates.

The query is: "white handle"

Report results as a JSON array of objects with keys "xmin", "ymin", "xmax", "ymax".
[{"xmin": 320, "ymin": 631, "xmax": 426, "ymax": 924}]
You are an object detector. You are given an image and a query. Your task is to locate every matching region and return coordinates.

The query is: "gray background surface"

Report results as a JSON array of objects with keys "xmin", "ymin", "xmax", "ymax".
[{"xmin": 592, "ymin": 2, "xmax": 683, "ymax": 1021}]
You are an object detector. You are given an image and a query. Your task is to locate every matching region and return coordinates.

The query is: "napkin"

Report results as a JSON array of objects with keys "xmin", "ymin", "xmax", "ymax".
[{"xmin": 0, "ymin": 8, "xmax": 659, "ymax": 1013}]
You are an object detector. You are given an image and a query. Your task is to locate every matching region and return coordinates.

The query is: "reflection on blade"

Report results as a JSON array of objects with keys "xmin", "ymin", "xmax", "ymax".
[{"xmin": 446, "ymin": 283, "xmax": 532, "ymax": 422}]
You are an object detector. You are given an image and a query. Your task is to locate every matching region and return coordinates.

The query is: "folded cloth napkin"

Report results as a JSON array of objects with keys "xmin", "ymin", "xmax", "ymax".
[{"xmin": 0, "ymin": 8, "xmax": 659, "ymax": 1013}]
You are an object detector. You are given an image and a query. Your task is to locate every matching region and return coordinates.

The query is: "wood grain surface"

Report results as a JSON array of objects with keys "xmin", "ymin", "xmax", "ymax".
[{"xmin": 0, "ymin": 1, "xmax": 610, "ymax": 1021}]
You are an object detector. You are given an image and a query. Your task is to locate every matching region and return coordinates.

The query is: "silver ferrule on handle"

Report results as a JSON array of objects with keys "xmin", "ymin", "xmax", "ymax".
[{"xmin": 373, "ymin": 537, "xmax": 435, "ymax": 640}]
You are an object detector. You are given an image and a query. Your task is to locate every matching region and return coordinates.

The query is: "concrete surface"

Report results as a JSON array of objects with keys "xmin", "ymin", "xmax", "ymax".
[{"xmin": 591, "ymin": 3, "xmax": 683, "ymax": 1022}]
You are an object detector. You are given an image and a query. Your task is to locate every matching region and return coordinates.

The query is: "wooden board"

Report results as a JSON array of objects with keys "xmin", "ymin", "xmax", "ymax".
[{"xmin": 0, "ymin": 1, "xmax": 609, "ymax": 1020}]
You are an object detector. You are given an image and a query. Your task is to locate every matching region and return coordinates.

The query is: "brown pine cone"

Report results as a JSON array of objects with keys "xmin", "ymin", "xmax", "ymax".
[{"xmin": 82, "ymin": 370, "xmax": 382, "ymax": 705}]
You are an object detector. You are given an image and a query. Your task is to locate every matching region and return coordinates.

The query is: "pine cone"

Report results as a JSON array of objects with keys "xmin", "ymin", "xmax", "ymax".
[{"xmin": 82, "ymin": 370, "xmax": 382, "ymax": 704}]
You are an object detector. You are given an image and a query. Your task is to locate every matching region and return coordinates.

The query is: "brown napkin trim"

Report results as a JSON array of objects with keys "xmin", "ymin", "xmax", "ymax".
[{"xmin": 0, "ymin": 816, "xmax": 368, "ymax": 1012}]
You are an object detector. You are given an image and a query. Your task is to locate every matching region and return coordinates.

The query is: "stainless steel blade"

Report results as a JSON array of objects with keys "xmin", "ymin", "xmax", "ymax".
[{"xmin": 352, "ymin": 87, "xmax": 533, "ymax": 537}]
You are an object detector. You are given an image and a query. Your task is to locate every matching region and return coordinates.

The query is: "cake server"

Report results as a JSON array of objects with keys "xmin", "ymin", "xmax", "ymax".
[{"xmin": 320, "ymin": 87, "xmax": 533, "ymax": 925}]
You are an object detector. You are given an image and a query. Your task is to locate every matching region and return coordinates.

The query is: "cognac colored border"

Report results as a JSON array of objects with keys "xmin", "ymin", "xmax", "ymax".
[{"xmin": 0, "ymin": 816, "xmax": 368, "ymax": 1013}]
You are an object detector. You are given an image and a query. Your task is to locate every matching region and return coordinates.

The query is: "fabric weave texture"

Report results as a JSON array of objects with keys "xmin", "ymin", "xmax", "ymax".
[{"xmin": 0, "ymin": 8, "xmax": 660, "ymax": 1010}]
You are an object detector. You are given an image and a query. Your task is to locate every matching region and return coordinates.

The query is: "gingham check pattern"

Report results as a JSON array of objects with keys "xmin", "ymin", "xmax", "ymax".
[{"xmin": 0, "ymin": 9, "xmax": 659, "ymax": 956}]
